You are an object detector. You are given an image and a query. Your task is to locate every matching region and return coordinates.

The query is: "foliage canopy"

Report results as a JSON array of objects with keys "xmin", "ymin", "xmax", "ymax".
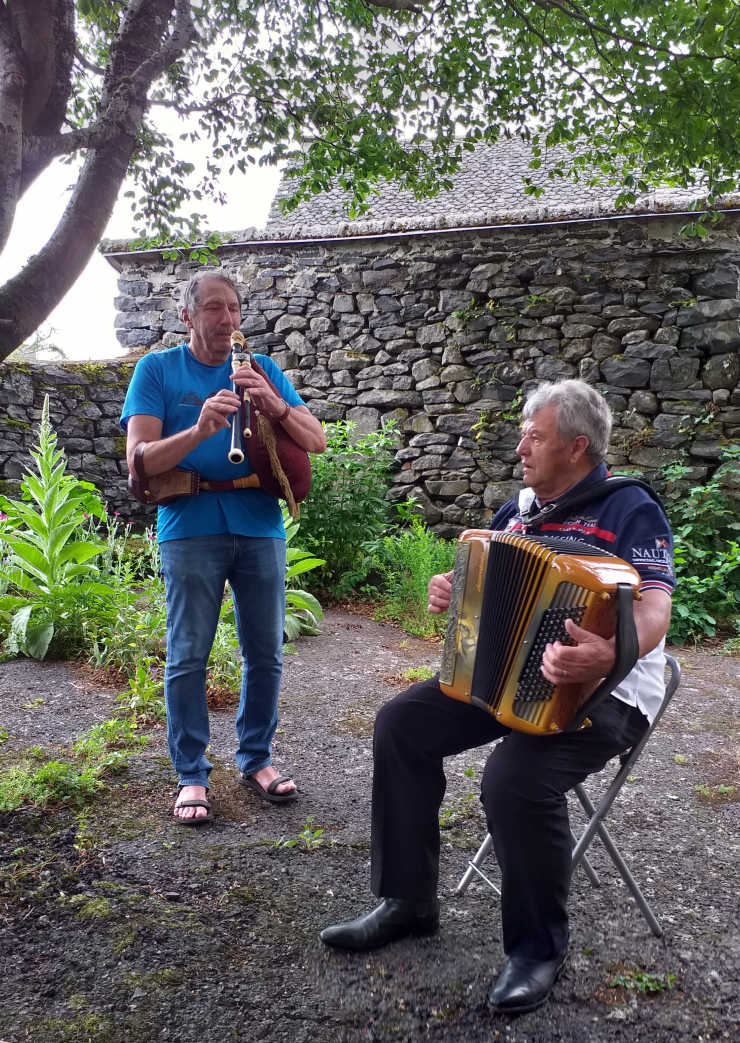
[{"xmin": 2, "ymin": 0, "xmax": 740, "ymax": 355}]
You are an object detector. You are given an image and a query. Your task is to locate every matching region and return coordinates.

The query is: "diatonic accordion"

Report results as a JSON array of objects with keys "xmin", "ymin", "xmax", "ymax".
[{"xmin": 440, "ymin": 530, "xmax": 641, "ymax": 735}]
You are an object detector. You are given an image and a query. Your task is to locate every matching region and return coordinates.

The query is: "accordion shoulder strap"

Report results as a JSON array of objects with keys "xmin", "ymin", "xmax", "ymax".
[
  {"xmin": 563, "ymin": 583, "xmax": 640, "ymax": 733},
  {"xmin": 521, "ymin": 475, "xmax": 664, "ymax": 531}
]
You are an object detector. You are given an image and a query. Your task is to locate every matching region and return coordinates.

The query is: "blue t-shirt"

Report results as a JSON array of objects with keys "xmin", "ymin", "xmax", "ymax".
[
  {"xmin": 490, "ymin": 462, "xmax": 676, "ymax": 596},
  {"xmin": 120, "ymin": 344, "xmax": 305, "ymax": 542}
]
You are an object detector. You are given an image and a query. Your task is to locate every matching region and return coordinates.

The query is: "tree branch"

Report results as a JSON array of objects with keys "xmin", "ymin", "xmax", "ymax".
[
  {"xmin": 365, "ymin": 0, "xmax": 431, "ymax": 10},
  {"xmin": 75, "ymin": 49, "xmax": 104, "ymax": 76},
  {"xmin": 130, "ymin": 0, "xmax": 197, "ymax": 90},
  {"xmin": 23, "ymin": 120, "xmax": 123, "ymax": 166},
  {"xmin": 527, "ymin": 0, "xmax": 726, "ymax": 61}
]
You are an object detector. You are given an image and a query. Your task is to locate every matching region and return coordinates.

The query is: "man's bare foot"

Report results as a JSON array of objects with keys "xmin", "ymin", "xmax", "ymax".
[
  {"xmin": 250, "ymin": 766, "xmax": 297, "ymax": 797},
  {"xmin": 174, "ymin": 785, "xmax": 209, "ymax": 820}
]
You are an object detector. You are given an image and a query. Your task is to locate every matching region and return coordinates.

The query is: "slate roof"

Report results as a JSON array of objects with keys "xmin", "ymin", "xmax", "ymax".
[
  {"xmin": 100, "ymin": 137, "xmax": 738, "ymax": 256},
  {"xmin": 262, "ymin": 138, "xmax": 716, "ymax": 240}
]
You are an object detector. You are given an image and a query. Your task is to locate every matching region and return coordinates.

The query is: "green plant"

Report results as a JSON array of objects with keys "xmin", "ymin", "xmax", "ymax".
[
  {"xmin": 0, "ymin": 761, "xmax": 103, "ymax": 812},
  {"xmin": 89, "ymin": 529, "xmax": 165, "ymax": 673},
  {"xmin": 283, "ymin": 507, "xmax": 325, "ymax": 639},
  {"xmin": 273, "ymin": 816, "xmax": 325, "ymax": 850},
  {"xmin": 116, "ymin": 658, "xmax": 166, "ymax": 723},
  {"xmin": 73, "ymin": 719, "xmax": 147, "ymax": 772},
  {"xmin": 297, "ymin": 816, "xmax": 324, "ymax": 850},
  {"xmin": 375, "ymin": 518, "xmax": 457, "ymax": 637},
  {"xmin": 401, "ymin": 666, "xmax": 435, "ymax": 683},
  {"xmin": 660, "ymin": 448, "xmax": 740, "ymax": 640},
  {"xmin": 299, "ymin": 422, "xmax": 399, "ymax": 591},
  {"xmin": 471, "ymin": 391, "xmax": 523, "ymax": 442},
  {"xmin": 610, "ymin": 970, "xmax": 676, "ymax": 994},
  {"xmin": 0, "ymin": 397, "xmax": 116, "ymax": 659},
  {"xmin": 0, "ymin": 717, "xmax": 149, "ymax": 813}
]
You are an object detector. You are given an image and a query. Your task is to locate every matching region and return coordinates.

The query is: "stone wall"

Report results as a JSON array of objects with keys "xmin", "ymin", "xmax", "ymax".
[
  {"xmin": 3, "ymin": 212, "xmax": 740, "ymax": 532},
  {"xmin": 0, "ymin": 360, "xmax": 153, "ymax": 524}
]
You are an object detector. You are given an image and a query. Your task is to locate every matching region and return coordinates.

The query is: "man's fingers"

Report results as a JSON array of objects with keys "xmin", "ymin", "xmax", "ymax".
[{"xmin": 563, "ymin": 618, "xmax": 591, "ymax": 641}]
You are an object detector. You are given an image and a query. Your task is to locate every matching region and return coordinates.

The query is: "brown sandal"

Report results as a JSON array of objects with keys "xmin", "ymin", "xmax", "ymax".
[
  {"xmin": 173, "ymin": 798, "xmax": 214, "ymax": 826},
  {"xmin": 238, "ymin": 773, "xmax": 298, "ymax": 804}
]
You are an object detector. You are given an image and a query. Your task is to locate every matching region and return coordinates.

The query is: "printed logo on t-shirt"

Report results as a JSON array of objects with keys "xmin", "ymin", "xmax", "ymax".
[
  {"xmin": 631, "ymin": 544, "xmax": 674, "ymax": 576},
  {"xmin": 180, "ymin": 391, "xmax": 204, "ymax": 406}
]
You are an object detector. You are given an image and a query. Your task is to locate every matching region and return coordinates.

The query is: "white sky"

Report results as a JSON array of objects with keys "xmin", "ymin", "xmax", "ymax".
[{"xmin": 0, "ymin": 137, "xmax": 284, "ymax": 361}]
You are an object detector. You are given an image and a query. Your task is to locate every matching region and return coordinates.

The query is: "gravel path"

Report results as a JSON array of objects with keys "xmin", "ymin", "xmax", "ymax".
[{"xmin": 0, "ymin": 608, "xmax": 738, "ymax": 1042}]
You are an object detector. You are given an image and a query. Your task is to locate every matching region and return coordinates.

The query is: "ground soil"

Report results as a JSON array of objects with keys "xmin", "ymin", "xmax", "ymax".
[{"xmin": 0, "ymin": 608, "xmax": 739, "ymax": 1042}]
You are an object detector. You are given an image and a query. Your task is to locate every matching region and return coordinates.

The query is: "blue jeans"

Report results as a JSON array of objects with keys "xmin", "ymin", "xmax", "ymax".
[{"xmin": 159, "ymin": 534, "xmax": 286, "ymax": 789}]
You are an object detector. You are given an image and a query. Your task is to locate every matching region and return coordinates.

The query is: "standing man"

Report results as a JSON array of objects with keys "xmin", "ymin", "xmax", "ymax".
[
  {"xmin": 121, "ymin": 271, "xmax": 326, "ymax": 824},
  {"xmin": 320, "ymin": 379, "xmax": 674, "ymax": 1014}
]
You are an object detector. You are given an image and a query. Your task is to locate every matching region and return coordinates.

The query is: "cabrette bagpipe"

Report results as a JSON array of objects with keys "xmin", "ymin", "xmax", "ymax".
[
  {"xmin": 128, "ymin": 331, "xmax": 312, "ymax": 519},
  {"xmin": 440, "ymin": 477, "xmax": 665, "ymax": 735}
]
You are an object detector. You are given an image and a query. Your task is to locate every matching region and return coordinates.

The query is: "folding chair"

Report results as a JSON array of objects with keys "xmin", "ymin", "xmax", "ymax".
[{"xmin": 455, "ymin": 655, "xmax": 681, "ymax": 938}]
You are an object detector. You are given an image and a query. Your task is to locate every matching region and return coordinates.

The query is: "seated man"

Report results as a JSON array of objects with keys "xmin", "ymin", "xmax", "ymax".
[{"xmin": 320, "ymin": 379, "xmax": 674, "ymax": 1014}]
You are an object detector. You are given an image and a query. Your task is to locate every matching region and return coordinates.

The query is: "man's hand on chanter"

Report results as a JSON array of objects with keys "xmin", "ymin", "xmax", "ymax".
[
  {"xmin": 541, "ymin": 618, "xmax": 616, "ymax": 686},
  {"xmin": 232, "ymin": 363, "xmax": 285, "ymax": 417},
  {"xmin": 195, "ymin": 389, "xmax": 240, "ymax": 439},
  {"xmin": 428, "ymin": 571, "xmax": 454, "ymax": 613}
]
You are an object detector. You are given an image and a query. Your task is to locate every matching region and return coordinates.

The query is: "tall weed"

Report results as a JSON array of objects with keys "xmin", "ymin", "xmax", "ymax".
[
  {"xmin": 0, "ymin": 397, "xmax": 117, "ymax": 659},
  {"xmin": 375, "ymin": 518, "xmax": 456, "ymax": 637}
]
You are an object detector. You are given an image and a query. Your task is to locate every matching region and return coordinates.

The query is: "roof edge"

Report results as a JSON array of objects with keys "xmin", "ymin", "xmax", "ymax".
[{"xmin": 100, "ymin": 202, "xmax": 740, "ymax": 267}]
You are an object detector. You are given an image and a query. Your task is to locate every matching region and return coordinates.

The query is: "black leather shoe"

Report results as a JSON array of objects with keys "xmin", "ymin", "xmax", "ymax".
[
  {"xmin": 488, "ymin": 952, "xmax": 567, "ymax": 1013},
  {"xmin": 320, "ymin": 898, "xmax": 440, "ymax": 950}
]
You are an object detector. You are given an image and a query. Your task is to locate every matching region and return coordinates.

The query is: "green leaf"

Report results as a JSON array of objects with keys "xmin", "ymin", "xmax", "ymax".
[
  {"xmin": 57, "ymin": 541, "xmax": 104, "ymax": 566},
  {"xmin": 285, "ymin": 590, "xmax": 324, "ymax": 618},
  {"xmin": 285, "ymin": 557, "xmax": 326, "ymax": 579},
  {"xmin": 283, "ymin": 612, "xmax": 303, "ymax": 642},
  {"xmin": 25, "ymin": 622, "xmax": 55, "ymax": 660}
]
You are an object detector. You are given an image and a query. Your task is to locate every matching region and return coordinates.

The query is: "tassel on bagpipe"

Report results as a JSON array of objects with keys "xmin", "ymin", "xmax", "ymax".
[{"xmin": 228, "ymin": 330, "xmax": 252, "ymax": 463}]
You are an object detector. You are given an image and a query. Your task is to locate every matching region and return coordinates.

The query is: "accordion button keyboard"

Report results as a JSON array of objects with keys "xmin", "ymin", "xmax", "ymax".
[{"xmin": 515, "ymin": 605, "xmax": 587, "ymax": 702}]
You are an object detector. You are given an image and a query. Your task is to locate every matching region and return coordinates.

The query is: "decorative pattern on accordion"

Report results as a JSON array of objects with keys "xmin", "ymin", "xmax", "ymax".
[{"xmin": 439, "ymin": 530, "xmax": 641, "ymax": 736}]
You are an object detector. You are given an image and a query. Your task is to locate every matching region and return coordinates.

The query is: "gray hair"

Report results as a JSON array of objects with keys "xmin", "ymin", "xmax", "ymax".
[
  {"xmin": 180, "ymin": 270, "xmax": 242, "ymax": 316},
  {"xmin": 522, "ymin": 379, "xmax": 612, "ymax": 464}
]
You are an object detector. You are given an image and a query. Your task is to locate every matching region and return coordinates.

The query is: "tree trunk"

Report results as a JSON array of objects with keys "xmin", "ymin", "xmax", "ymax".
[
  {"xmin": 0, "ymin": 0, "xmax": 193, "ymax": 359},
  {"xmin": 0, "ymin": 128, "xmax": 140, "ymax": 359},
  {"xmin": 0, "ymin": 15, "xmax": 25, "ymax": 259}
]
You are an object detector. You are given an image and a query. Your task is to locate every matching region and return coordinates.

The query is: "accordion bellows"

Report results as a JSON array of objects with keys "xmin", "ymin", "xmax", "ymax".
[{"xmin": 440, "ymin": 530, "xmax": 641, "ymax": 735}]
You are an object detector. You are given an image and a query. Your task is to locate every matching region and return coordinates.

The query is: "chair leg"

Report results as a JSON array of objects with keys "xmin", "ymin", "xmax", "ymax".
[
  {"xmin": 570, "ymin": 828, "xmax": 601, "ymax": 887},
  {"xmin": 590, "ymin": 820, "xmax": 663, "ymax": 937},
  {"xmin": 456, "ymin": 833, "xmax": 498, "ymax": 895},
  {"xmin": 573, "ymin": 784, "xmax": 663, "ymax": 937}
]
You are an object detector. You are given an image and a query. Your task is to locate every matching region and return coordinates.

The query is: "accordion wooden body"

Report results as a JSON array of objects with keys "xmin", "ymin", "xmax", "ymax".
[{"xmin": 440, "ymin": 530, "xmax": 641, "ymax": 736}]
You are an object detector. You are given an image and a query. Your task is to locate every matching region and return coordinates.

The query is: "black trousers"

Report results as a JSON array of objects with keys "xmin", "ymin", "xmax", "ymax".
[{"xmin": 370, "ymin": 677, "xmax": 649, "ymax": 960}]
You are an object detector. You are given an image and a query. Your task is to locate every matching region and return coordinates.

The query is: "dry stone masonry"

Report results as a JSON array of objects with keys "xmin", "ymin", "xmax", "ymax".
[{"xmin": 2, "ymin": 211, "xmax": 740, "ymax": 532}]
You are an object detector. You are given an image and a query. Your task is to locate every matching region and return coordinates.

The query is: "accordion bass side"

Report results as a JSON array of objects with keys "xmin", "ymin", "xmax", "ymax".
[{"xmin": 439, "ymin": 530, "xmax": 641, "ymax": 736}]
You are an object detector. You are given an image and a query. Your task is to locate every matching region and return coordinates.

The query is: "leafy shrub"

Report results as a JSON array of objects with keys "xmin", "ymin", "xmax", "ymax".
[
  {"xmin": 375, "ymin": 518, "xmax": 457, "ymax": 637},
  {"xmin": 661, "ymin": 448, "xmax": 740, "ymax": 641},
  {"xmin": 299, "ymin": 422, "xmax": 399, "ymax": 590}
]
